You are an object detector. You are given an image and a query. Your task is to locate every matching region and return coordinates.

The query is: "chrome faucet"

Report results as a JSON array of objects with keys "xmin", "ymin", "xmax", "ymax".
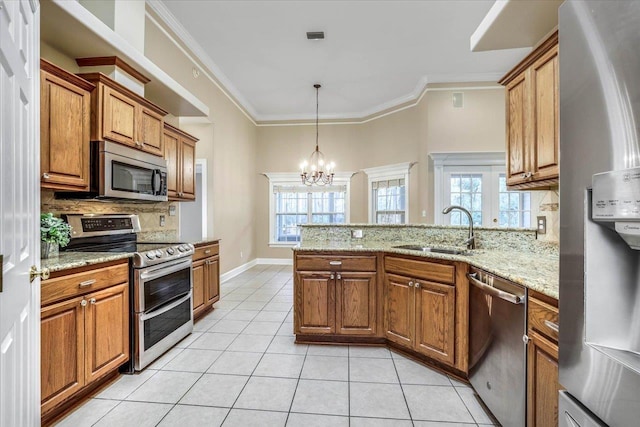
[{"xmin": 442, "ymin": 205, "xmax": 476, "ymax": 250}]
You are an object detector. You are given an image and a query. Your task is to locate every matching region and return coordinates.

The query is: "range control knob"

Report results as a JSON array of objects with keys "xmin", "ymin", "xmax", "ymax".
[
  {"xmin": 166, "ymin": 247, "xmax": 175, "ymax": 255},
  {"xmin": 178, "ymin": 245, "xmax": 186, "ymax": 252},
  {"xmin": 155, "ymin": 250, "xmax": 163, "ymax": 258},
  {"xmin": 146, "ymin": 252, "xmax": 155, "ymax": 260}
]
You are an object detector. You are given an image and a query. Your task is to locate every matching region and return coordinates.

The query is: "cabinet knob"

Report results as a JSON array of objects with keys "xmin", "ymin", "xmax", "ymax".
[
  {"xmin": 408, "ymin": 281, "xmax": 414, "ymax": 288},
  {"xmin": 80, "ymin": 299, "xmax": 87, "ymax": 307},
  {"xmin": 42, "ymin": 173, "xmax": 50, "ymax": 179},
  {"xmin": 330, "ymin": 273, "xmax": 335, "ymax": 280},
  {"xmin": 336, "ymin": 273, "xmax": 342, "ymax": 280},
  {"xmin": 90, "ymin": 298, "xmax": 96, "ymax": 305},
  {"xmin": 415, "ymin": 282, "xmax": 421, "ymax": 289}
]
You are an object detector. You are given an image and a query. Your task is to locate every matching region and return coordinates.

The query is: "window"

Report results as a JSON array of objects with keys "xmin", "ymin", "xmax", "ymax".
[
  {"xmin": 431, "ymin": 153, "xmax": 532, "ymax": 228},
  {"xmin": 363, "ymin": 162, "xmax": 413, "ymax": 224},
  {"xmin": 266, "ymin": 172, "xmax": 352, "ymax": 246}
]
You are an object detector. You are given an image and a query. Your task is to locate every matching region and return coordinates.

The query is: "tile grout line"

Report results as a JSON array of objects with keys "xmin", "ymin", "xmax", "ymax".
[{"xmin": 389, "ymin": 351, "xmax": 415, "ymax": 425}]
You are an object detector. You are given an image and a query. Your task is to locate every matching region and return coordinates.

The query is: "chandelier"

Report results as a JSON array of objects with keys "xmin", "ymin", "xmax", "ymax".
[{"xmin": 300, "ymin": 84, "xmax": 335, "ymax": 186}]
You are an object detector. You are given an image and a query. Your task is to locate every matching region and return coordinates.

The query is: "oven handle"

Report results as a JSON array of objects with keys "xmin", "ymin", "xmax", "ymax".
[
  {"xmin": 467, "ymin": 273, "xmax": 524, "ymax": 305},
  {"xmin": 138, "ymin": 257, "xmax": 193, "ymax": 281},
  {"xmin": 141, "ymin": 292, "xmax": 191, "ymax": 321}
]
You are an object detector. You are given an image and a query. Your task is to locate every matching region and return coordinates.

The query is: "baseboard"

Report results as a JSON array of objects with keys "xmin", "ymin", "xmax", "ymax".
[
  {"xmin": 220, "ymin": 258, "xmax": 293, "ymax": 283},
  {"xmin": 256, "ymin": 258, "xmax": 293, "ymax": 265},
  {"xmin": 220, "ymin": 259, "xmax": 257, "ymax": 283}
]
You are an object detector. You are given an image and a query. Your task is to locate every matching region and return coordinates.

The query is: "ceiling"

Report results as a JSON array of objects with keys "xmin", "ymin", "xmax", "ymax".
[{"xmin": 155, "ymin": 0, "xmax": 531, "ymax": 121}]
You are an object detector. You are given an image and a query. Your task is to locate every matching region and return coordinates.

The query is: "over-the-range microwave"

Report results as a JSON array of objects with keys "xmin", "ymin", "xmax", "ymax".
[{"xmin": 56, "ymin": 141, "xmax": 168, "ymax": 202}]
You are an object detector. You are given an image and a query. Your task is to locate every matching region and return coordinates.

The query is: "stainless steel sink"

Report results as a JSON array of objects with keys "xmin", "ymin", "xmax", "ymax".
[{"xmin": 392, "ymin": 244, "xmax": 468, "ymax": 255}]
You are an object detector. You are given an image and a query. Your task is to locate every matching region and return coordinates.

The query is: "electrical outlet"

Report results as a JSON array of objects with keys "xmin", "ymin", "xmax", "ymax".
[
  {"xmin": 169, "ymin": 205, "xmax": 177, "ymax": 216},
  {"xmin": 159, "ymin": 215, "xmax": 166, "ymax": 227},
  {"xmin": 537, "ymin": 216, "xmax": 547, "ymax": 234},
  {"xmin": 351, "ymin": 229, "xmax": 363, "ymax": 239}
]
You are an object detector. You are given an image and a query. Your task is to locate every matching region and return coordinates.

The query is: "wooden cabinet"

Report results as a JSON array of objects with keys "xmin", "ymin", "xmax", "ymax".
[
  {"xmin": 40, "ymin": 261, "xmax": 129, "ymax": 416},
  {"xmin": 384, "ymin": 256, "xmax": 467, "ymax": 372},
  {"xmin": 164, "ymin": 124, "xmax": 198, "ymax": 201},
  {"xmin": 527, "ymin": 292, "xmax": 560, "ymax": 427},
  {"xmin": 294, "ymin": 253, "xmax": 379, "ymax": 337},
  {"xmin": 193, "ymin": 242, "xmax": 220, "ymax": 318},
  {"xmin": 40, "ymin": 59, "xmax": 94, "ymax": 191},
  {"xmin": 78, "ymin": 73, "xmax": 167, "ymax": 157},
  {"xmin": 500, "ymin": 31, "xmax": 559, "ymax": 189}
]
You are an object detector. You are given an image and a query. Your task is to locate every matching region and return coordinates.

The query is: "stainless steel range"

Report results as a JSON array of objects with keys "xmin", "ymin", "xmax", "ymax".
[{"xmin": 63, "ymin": 214, "xmax": 194, "ymax": 371}]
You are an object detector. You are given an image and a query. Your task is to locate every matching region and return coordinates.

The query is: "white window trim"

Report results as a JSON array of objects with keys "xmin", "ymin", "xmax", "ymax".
[
  {"xmin": 264, "ymin": 171, "xmax": 354, "ymax": 247},
  {"xmin": 429, "ymin": 152, "xmax": 505, "ymax": 225},
  {"xmin": 362, "ymin": 162, "xmax": 414, "ymax": 224}
]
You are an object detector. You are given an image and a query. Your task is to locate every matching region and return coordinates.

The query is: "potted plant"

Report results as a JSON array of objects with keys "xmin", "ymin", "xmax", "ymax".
[{"xmin": 40, "ymin": 213, "xmax": 72, "ymax": 259}]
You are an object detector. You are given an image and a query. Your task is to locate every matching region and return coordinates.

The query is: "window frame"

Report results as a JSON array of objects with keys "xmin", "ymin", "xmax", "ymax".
[
  {"xmin": 362, "ymin": 162, "xmax": 413, "ymax": 224},
  {"xmin": 265, "ymin": 172, "xmax": 353, "ymax": 247},
  {"xmin": 430, "ymin": 152, "xmax": 532, "ymax": 228}
]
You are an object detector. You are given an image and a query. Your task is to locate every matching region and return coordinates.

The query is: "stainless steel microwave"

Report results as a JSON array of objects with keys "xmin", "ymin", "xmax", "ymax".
[{"xmin": 88, "ymin": 141, "xmax": 168, "ymax": 202}]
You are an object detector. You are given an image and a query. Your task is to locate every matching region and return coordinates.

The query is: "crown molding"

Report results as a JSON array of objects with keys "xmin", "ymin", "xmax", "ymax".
[{"xmin": 147, "ymin": 0, "xmax": 505, "ymax": 123}]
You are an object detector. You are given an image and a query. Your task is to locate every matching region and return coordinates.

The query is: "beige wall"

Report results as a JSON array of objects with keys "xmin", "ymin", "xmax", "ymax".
[
  {"xmin": 255, "ymin": 86, "xmax": 515, "ymax": 259},
  {"xmin": 144, "ymin": 17, "xmax": 258, "ymax": 274}
]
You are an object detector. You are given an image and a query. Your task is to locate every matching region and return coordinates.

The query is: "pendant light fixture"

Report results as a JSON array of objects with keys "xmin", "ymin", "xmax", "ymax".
[{"xmin": 300, "ymin": 84, "xmax": 335, "ymax": 186}]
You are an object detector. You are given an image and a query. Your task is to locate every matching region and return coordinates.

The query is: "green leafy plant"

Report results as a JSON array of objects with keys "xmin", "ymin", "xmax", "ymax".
[{"xmin": 40, "ymin": 213, "xmax": 72, "ymax": 247}]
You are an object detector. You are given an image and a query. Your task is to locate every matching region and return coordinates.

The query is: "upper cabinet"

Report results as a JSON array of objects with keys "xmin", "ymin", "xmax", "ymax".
[
  {"xmin": 163, "ymin": 123, "xmax": 198, "ymax": 201},
  {"xmin": 77, "ymin": 73, "xmax": 167, "ymax": 157},
  {"xmin": 40, "ymin": 60, "xmax": 94, "ymax": 191},
  {"xmin": 500, "ymin": 31, "xmax": 559, "ymax": 189}
]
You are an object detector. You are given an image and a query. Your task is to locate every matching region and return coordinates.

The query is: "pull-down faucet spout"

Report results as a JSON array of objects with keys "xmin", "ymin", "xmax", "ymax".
[{"xmin": 442, "ymin": 205, "xmax": 476, "ymax": 250}]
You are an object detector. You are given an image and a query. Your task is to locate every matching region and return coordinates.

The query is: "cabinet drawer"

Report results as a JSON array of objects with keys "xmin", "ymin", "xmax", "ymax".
[
  {"xmin": 296, "ymin": 254, "xmax": 376, "ymax": 272},
  {"xmin": 193, "ymin": 243, "xmax": 219, "ymax": 261},
  {"xmin": 528, "ymin": 297, "xmax": 559, "ymax": 342},
  {"xmin": 41, "ymin": 262, "xmax": 129, "ymax": 306},
  {"xmin": 384, "ymin": 256, "xmax": 455, "ymax": 285}
]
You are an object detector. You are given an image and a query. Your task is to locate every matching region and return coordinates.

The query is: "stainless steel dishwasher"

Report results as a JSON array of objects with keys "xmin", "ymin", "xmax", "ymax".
[{"xmin": 468, "ymin": 266, "xmax": 527, "ymax": 427}]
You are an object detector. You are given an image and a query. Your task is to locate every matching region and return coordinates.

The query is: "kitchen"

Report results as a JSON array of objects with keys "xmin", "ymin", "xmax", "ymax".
[{"xmin": 3, "ymin": 2, "xmax": 633, "ymax": 425}]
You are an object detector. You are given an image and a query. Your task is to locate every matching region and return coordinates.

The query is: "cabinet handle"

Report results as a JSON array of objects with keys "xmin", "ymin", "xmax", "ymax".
[
  {"xmin": 79, "ymin": 279, "xmax": 96, "ymax": 288},
  {"xmin": 544, "ymin": 319, "xmax": 559, "ymax": 333},
  {"xmin": 42, "ymin": 173, "xmax": 50, "ymax": 179},
  {"xmin": 329, "ymin": 261, "xmax": 342, "ymax": 266},
  {"xmin": 90, "ymin": 298, "xmax": 96, "ymax": 305},
  {"xmin": 336, "ymin": 273, "xmax": 342, "ymax": 280},
  {"xmin": 408, "ymin": 281, "xmax": 414, "ymax": 288},
  {"xmin": 330, "ymin": 273, "xmax": 335, "ymax": 280},
  {"xmin": 204, "ymin": 249, "xmax": 211, "ymax": 254},
  {"xmin": 80, "ymin": 299, "xmax": 87, "ymax": 307}
]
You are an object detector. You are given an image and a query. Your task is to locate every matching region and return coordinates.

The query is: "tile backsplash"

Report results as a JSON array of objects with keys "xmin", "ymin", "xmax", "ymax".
[{"xmin": 41, "ymin": 190, "xmax": 179, "ymax": 241}]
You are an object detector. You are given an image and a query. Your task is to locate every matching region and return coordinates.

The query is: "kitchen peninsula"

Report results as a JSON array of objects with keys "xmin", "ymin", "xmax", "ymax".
[{"xmin": 293, "ymin": 223, "xmax": 560, "ymax": 425}]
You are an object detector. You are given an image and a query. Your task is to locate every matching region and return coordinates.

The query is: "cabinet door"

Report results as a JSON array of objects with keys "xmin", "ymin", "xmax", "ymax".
[
  {"xmin": 192, "ymin": 259, "xmax": 206, "ymax": 317},
  {"xmin": 414, "ymin": 280, "xmax": 455, "ymax": 365},
  {"xmin": 336, "ymin": 272, "xmax": 377, "ymax": 335},
  {"xmin": 295, "ymin": 272, "xmax": 335, "ymax": 334},
  {"xmin": 385, "ymin": 273, "xmax": 413, "ymax": 347},
  {"xmin": 527, "ymin": 330, "xmax": 559, "ymax": 427},
  {"xmin": 40, "ymin": 71, "xmax": 90, "ymax": 191},
  {"xmin": 505, "ymin": 73, "xmax": 529, "ymax": 186},
  {"xmin": 531, "ymin": 45, "xmax": 559, "ymax": 182},
  {"xmin": 164, "ymin": 129, "xmax": 180, "ymax": 199},
  {"xmin": 84, "ymin": 283, "xmax": 129, "ymax": 384},
  {"xmin": 41, "ymin": 296, "xmax": 85, "ymax": 414},
  {"xmin": 102, "ymin": 85, "xmax": 137, "ymax": 147},
  {"xmin": 139, "ymin": 107, "xmax": 164, "ymax": 156},
  {"xmin": 206, "ymin": 256, "xmax": 220, "ymax": 305},
  {"xmin": 180, "ymin": 137, "xmax": 197, "ymax": 200}
]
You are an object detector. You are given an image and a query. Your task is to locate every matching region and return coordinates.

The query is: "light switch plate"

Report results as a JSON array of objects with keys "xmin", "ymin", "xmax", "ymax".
[
  {"xmin": 159, "ymin": 215, "xmax": 166, "ymax": 227},
  {"xmin": 537, "ymin": 216, "xmax": 547, "ymax": 234}
]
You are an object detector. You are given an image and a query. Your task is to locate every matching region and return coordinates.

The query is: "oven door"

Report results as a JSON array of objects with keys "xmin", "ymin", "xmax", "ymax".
[
  {"xmin": 135, "ymin": 257, "xmax": 192, "ymax": 312},
  {"xmin": 134, "ymin": 291, "xmax": 193, "ymax": 371}
]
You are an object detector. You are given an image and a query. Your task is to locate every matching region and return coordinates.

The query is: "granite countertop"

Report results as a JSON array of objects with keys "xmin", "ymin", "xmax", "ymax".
[
  {"xmin": 41, "ymin": 251, "xmax": 133, "ymax": 273},
  {"xmin": 293, "ymin": 241, "xmax": 559, "ymax": 300},
  {"xmin": 192, "ymin": 238, "xmax": 221, "ymax": 247}
]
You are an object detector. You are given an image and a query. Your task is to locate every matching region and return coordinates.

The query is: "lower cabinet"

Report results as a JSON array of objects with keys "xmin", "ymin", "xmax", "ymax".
[
  {"xmin": 294, "ymin": 254, "xmax": 379, "ymax": 337},
  {"xmin": 384, "ymin": 256, "xmax": 467, "ymax": 372},
  {"xmin": 527, "ymin": 293, "xmax": 560, "ymax": 427},
  {"xmin": 193, "ymin": 242, "xmax": 220, "ymax": 318},
  {"xmin": 40, "ymin": 261, "xmax": 129, "ymax": 416}
]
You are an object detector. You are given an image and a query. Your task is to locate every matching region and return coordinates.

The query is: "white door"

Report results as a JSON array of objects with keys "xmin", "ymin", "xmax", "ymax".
[{"xmin": 0, "ymin": 0, "xmax": 41, "ymax": 426}]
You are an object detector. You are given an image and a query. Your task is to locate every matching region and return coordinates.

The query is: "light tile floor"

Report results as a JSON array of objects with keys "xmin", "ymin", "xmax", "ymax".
[{"xmin": 55, "ymin": 265, "xmax": 498, "ymax": 427}]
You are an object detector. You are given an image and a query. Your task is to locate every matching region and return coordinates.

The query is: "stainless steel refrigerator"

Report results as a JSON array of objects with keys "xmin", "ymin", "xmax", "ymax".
[{"xmin": 559, "ymin": 1, "xmax": 640, "ymax": 426}]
